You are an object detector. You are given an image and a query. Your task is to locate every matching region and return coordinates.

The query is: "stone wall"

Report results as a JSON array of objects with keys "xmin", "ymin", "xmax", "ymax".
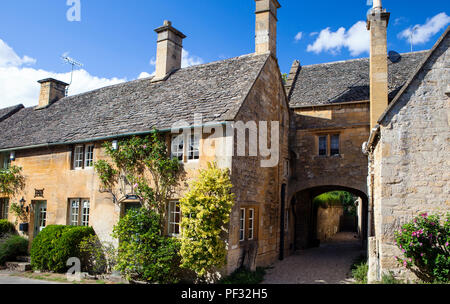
[
  {"xmin": 289, "ymin": 102, "xmax": 370, "ymax": 197},
  {"xmin": 227, "ymin": 55, "xmax": 290, "ymax": 273},
  {"xmin": 368, "ymin": 32, "xmax": 449, "ymax": 282},
  {"xmin": 317, "ymin": 205, "xmax": 344, "ymax": 241},
  {"xmin": 5, "ymin": 131, "xmax": 230, "ymax": 246}
]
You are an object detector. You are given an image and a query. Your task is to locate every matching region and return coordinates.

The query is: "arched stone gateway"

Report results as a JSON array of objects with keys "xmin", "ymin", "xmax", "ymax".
[{"xmin": 287, "ymin": 185, "xmax": 368, "ymax": 252}]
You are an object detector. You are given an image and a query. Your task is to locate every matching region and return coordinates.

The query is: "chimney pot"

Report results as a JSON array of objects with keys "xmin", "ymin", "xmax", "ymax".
[
  {"xmin": 153, "ymin": 21, "xmax": 186, "ymax": 82},
  {"xmin": 37, "ymin": 78, "xmax": 69, "ymax": 109}
]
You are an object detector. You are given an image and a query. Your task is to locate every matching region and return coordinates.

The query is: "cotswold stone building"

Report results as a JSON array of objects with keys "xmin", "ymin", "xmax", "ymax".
[{"xmin": 0, "ymin": 0, "xmax": 448, "ymax": 280}]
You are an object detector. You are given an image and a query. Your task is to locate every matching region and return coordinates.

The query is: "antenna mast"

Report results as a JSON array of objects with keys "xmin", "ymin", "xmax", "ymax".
[{"xmin": 61, "ymin": 56, "xmax": 84, "ymax": 96}]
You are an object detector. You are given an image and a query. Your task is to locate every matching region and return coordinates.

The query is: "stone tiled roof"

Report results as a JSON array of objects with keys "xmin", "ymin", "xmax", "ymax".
[
  {"xmin": 288, "ymin": 51, "xmax": 429, "ymax": 107},
  {"xmin": 0, "ymin": 53, "xmax": 269, "ymax": 150},
  {"xmin": 0, "ymin": 104, "xmax": 24, "ymax": 122}
]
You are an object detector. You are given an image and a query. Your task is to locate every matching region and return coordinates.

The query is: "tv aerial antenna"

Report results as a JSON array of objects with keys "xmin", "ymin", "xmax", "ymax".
[{"xmin": 61, "ymin": 55, "xmax": 84, "ymax": 96}]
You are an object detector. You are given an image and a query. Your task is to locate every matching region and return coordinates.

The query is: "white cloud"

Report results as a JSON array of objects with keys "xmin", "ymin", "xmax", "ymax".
[
  {"xmin": 138, "ymin": 71, "xmax": 152, "ymax": 79},
  {"xmin": 307, "ymin": 21, "xmax": 370, "ymax": 56},
  {"xmin": 310, "ymin": 32, "xmax": 319, "ymax": 37},
  {"xmin": 147, "ymin": 49, "xmax": 203, "ymax": 73},
  {"xmin": 398, "ymin": 12, "xmax": 450, "ymax": 45},
  {"xmin": 294, "ymin": 32, "xmax": 303, "ymax": 42},
  {"xmin": 0, "ymin": 39, "xmax": 36, "ymax": 68},
  {"xmin": 0, "ymin": 38, "xmax": 127, "ymax": 108}
]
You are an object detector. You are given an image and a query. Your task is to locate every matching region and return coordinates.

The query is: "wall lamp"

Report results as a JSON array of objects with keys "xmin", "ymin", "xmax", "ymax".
[{"xmin": 10, "ymin": 151, "xmax": 15, "ymax": 161}]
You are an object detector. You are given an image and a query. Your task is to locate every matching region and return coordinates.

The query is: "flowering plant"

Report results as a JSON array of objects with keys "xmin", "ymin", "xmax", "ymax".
[{"xmin": 394, "ymin": 213, "xmax": 450, "ymax": 283}]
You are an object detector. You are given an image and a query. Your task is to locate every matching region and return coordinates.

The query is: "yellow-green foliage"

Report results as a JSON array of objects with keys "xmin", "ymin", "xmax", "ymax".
[{"xmin": 179, "ymin": 162, "xmax": 235, "ymax": 278}]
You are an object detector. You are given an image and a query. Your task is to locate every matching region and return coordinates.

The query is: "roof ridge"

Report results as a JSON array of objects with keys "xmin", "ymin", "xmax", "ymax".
[
  {"xmin": 52, "ymin": 53, "xmax": 267, "ymax": 105},
  {"xmin": 300, "ymin": 50, "xmax": 430, "ymax": 68}
]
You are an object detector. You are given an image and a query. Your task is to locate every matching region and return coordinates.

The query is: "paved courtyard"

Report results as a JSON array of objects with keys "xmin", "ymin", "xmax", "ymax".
[{"xmin": 263, "ymin": 232, "xmax": 365, "ymax": 284}]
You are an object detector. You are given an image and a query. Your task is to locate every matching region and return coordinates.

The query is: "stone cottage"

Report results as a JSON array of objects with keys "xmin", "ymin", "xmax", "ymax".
[{"xmin": 0, "ymin": 0, "xmax": 289, "ymax": 274}]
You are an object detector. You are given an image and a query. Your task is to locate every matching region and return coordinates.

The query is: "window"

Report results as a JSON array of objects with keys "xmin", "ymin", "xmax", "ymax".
[
  {"xmin": 188, "ymin": 135, "xmax": 200, "ymax": 161},
  {"xmin": 69, "ymin": 199, "xmax": 90, "ymax": 226},
  {"xmin": 168, "ymin": 201, "xmax": 181, "ymax": 236},
  {"xmin": 0, "ymin": 198, "xmax": 9, "ymax": 220},
  {"xmin": 171, "ymin": 135, "xmax": 184, "ymax": 162},
  {"xmin": 239, "ymin": 207, "xmax": 258, "ymax": 242},
  {"xmin": 239, "ymin": 209, "xmax": 245, "ymax": 241},
  {"xmin": 171, "ymin": 133, "xmax": 201, "ymax": 163},
  {"xmin": 72, "ymin": 144, "xmax": 94, "ymax": 170},
  {"xmin": 85, "ymin": 145, "xmax": 94, "ymax": 167},
  {"xmin": 248, "ymin": 209, "xmax": 255, "ymax": 240},
  {"xmin": 330, "ymin": 134, "xmax": 340, "ymax": 156},
  {"xmin": 0, "ymin": 153, "xmax": 11, "ymax": 169},
  {"xmin": 73, "ymin": 146, "xmax": 84, "ymax": 169},
  {"xmin": 319, "ymin": 136, "xmax": 327, "ymax": 156}
]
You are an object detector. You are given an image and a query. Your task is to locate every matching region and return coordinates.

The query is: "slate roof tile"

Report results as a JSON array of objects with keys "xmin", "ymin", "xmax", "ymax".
[
  {"xmin": 0, "ymin": 53, "xmax": 269, "ymax": 150},
  {"xmin": 289, "ymin": 51, "xmax": 428, "ymax": 107}
]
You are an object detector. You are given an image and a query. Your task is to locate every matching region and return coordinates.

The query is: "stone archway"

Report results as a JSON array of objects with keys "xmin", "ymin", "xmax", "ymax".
[{"xmin": 289, "ymin": 185, "xmax": 368, "ymax": 251}]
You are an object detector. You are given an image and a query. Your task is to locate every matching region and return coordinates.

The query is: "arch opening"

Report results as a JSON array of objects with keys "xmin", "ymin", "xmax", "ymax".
[{"xmin": 289, "ymin": 185, "xmax": 368, "ymax": 251}]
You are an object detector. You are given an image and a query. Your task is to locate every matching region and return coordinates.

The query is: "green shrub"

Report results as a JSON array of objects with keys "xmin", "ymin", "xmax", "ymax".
[
  {"xmin": 30, "ymin": 225, "xmax": 95, "ymax": 272},
  {"xmin": 112, "ymin": 208, "xmax": 181, "ymax": 283},
  {"xmin": 79, "ymin": 235, "xmax": 117, "ymax": 275},
  {"xmin": 179, "ymin": 162, "xmax": 235, "ymax": 280},
  {"xmin": 351, "ymin": 255, "xmax": 368, "ymax": 284},
  {"xmin": 0, "ymin": 220, "xmax": 15, "ymax": 237},
  {"xmin": 0, "ymin": 235, "xmax": 28, "ymax": 264},
  {"xmin": 352, "ymin": 262, "xmax": 368, "ymax": 284},
  {"xmin": 394, "ymin": 213, "xmax": 450, "ymax": 283},
  {"xmin": 219, "ymin": 267, "xmax": 267, "ymax": 284},
  {"xmin": 380, "ymin": 271, "xmax": 405, "ymax": 284}
]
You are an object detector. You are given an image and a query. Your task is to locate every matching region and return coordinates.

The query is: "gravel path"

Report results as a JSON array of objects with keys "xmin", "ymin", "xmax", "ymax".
[{"xmin": 263, "ymin": 232, "xmax": 365, "ymax": 284}]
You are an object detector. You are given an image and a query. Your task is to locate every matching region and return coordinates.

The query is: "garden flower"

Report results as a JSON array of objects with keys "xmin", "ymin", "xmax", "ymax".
[
  {"xmin": 133, "ymin": 183, "xmax": 138, "ymax": 189},
  {"xmin": 446, "ymin": 242, "xmax": 449, "ymax": 247}
]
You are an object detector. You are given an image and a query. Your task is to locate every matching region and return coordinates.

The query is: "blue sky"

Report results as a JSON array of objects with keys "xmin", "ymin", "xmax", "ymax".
[{"xmin": 0, "ymin": 0, "xmax": 449, "ymax": 107}]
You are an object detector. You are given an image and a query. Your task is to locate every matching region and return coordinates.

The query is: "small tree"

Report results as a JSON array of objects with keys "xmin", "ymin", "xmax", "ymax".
[
  {"xmin": 179, "ymin": 162, "xmax": 235, "ymax": 280},
  {"xmin": 94, "ymin": 132, "xmax": 183, "ymax": 231},
  {"xmin": 394, "ymin": 212, "xmax": 450, "ymax": 283}
]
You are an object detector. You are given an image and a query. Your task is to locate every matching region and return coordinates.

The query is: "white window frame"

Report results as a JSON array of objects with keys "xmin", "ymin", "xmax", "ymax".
[
  {"xmin": 73, "ymin": 145, "xmax": 84, "ymax": 169},
  {"xmin": 239, "ymin": 208, "xmax": 246, "ymax": 242},
  {"xmin": 168, "ymin": 201, "xmax": 181, "ymax": 237},
  {"xmin": 69, "ymin": 199, "xmax": 80, "ymax": 226},
  {"xmin": 81, "ymin": 200, "xmax": 90, "ymax": 226},
  {"xmin": 248, "ymin": 208, "xmax": 255, "ymax": 240},
  {"xmin": 69, "ymin": 198, "xmax": 90, "ymax": 226},
  {"xmin": 84, "ymin": 144, "xmax": 95, "ymax": 168},
  {"xmin": 187, "ymin": 134, "xmax": 200, "ymax": 162},
  {"xmin": 171, "ymin": 135, "xmax": 184, "ymax": 162}
]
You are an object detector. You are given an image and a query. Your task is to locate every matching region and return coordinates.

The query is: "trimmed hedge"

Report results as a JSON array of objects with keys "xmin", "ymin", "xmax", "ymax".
[
  {"xmin": 0, "ymin": 220, "xmax": 15, "ymax": 237},
  {"xmin": 30, "ymin": 225, "xmax": 95, "ymax": 273},
  {"xmin": 0, "ymin": 235, "xmax": 28, "ymax": 265}
]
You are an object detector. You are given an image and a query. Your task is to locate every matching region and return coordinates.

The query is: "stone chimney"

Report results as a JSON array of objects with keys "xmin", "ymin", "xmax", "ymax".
[
  {"xmin": 255, "ymin": 0, "xmax": 281, "ymax": 57},
  {"xmin": 367, "ymin": 0, "xmax": 390, "ymax": 128},
  {"xmin": 153, "ymin": 20, "xmax": 186, "ymax": 82},
  {"xmin": 37, "ymin": 78, "xmax": 69, "ymax": 109}
]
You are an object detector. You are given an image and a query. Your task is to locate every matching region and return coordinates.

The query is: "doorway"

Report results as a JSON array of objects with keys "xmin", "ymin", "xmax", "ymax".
[{"xmin": 33, "ymin": 200, "xmax": 47, "ymax": 236}]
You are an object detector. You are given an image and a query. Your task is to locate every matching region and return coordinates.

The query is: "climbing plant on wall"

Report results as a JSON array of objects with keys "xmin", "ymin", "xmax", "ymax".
[
  {"xmin": 179, "ymin": 162, "xmax": 235, "ymax": 280},
  {"xmin": 0, "ymin": 165, "xmax": 25, "ymax": 197},
  {"xmin": 94, "ymin": 132, "xmax": 183, "ymax": 231}
]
